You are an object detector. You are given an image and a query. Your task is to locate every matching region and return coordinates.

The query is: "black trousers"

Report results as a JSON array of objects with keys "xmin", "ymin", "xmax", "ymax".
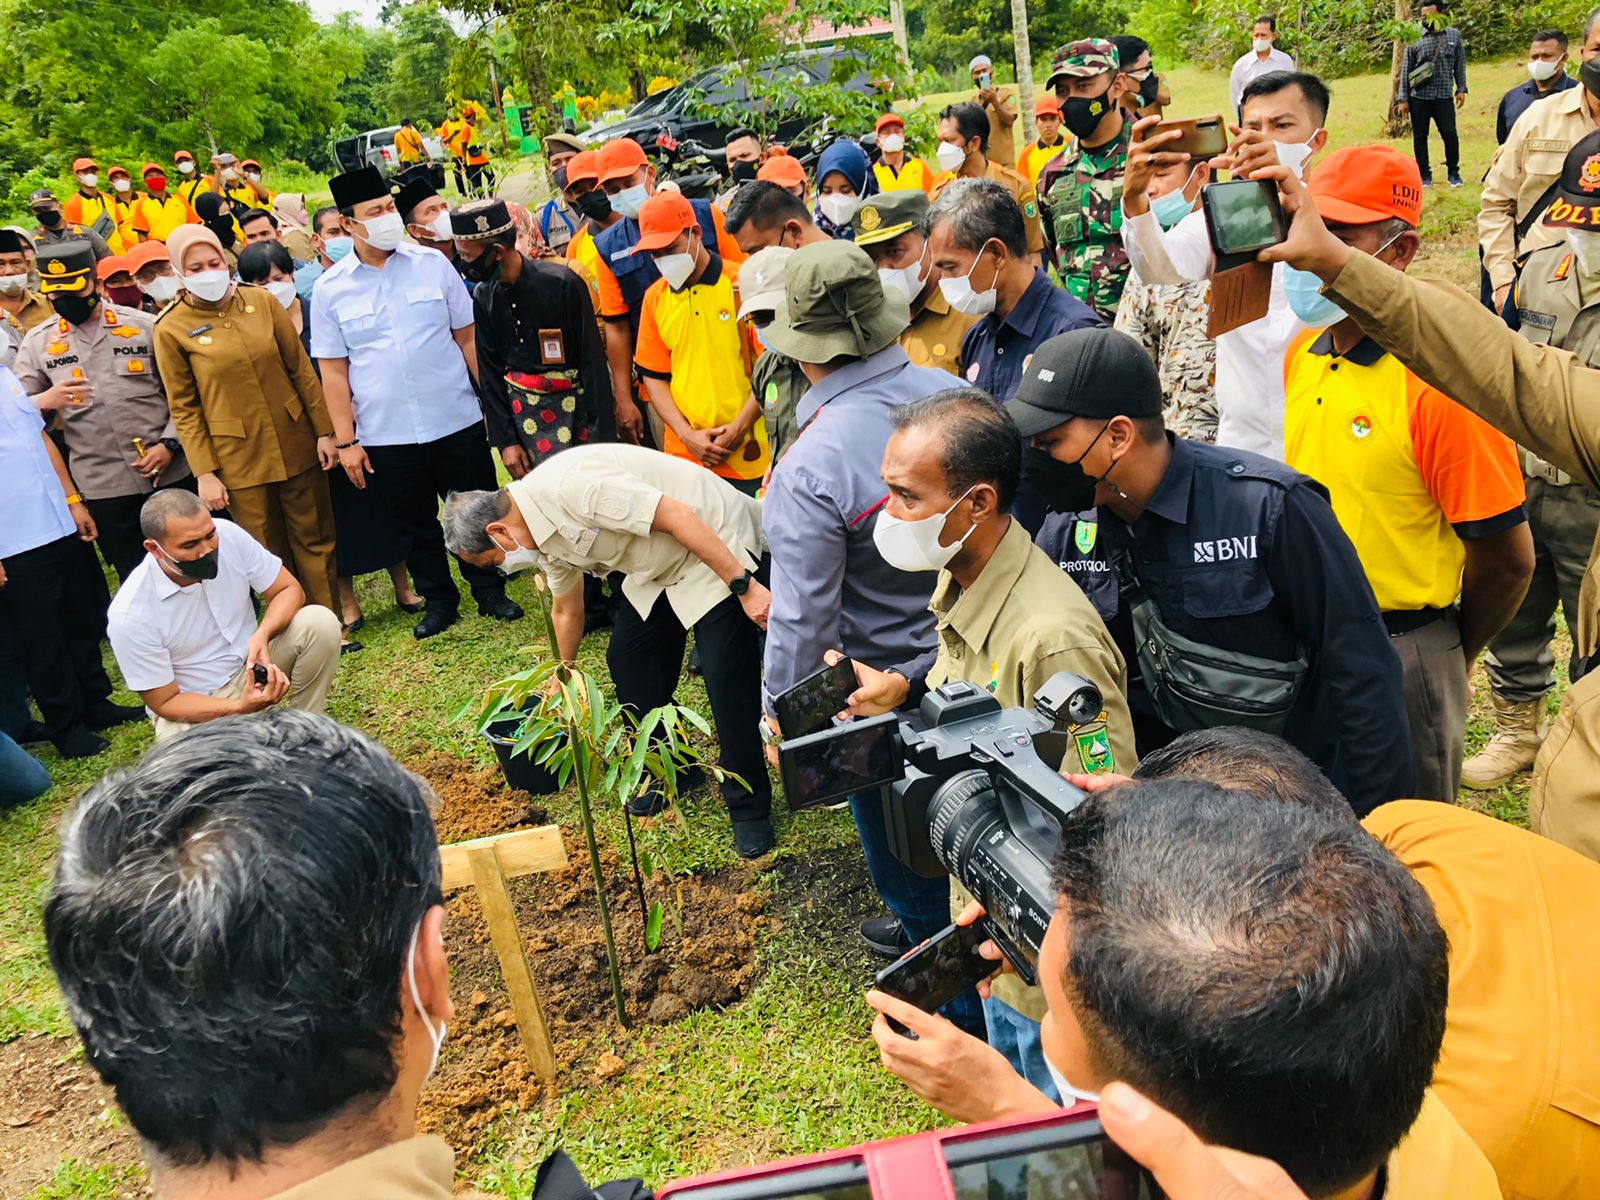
[
  {"xmin": 1410, "ymin": 96, "xmax": 1459, "ymax": 176},
  {"xmin": 607, "ymin": 589, "xmax": 770, "ymax": 823},
  {"xmin": 0, "ymin": 535, "xmax": 113, "ymax": 738},
  {"xmin": 87, "ymin": 477, "xmax": 199, "ymax": 583},
  {"xmin": 364, "ymin": 423, "xmax": 507, "ymax": 614}
]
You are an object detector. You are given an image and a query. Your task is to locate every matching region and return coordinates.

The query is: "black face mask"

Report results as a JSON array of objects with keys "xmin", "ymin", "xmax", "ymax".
[
  {"xmin": 460, "ymin": 246, "xmax": 502, "ymax": 283},
  {"xmin": 1137, "ymin": 72, "xmax": 1160, "ymax": 106},
  {"xmin": 34, "ymin": 209, "xmax": 62, "ymax": 228},
  {"xmin": 573, "ymin": 189, "xmax": 613, "ymax": 221},
  {"xmin": 50, "ymin": 293, "xmax": 98, "ymax": 326},
  {"xmin": 160, "ymin": 544, "xmax": 220, "ymax": 581},
  {"xmin": 1062, "ymin": 85, "xmax": 1116, "ymax": 140},
  {"xmin": 553, "ymin": 165, "xmax": 569, "ymax": 192},
  {"xmin": 730, "ymin": 160, "xmax": 758, "ymax": 183},
  {"xmin": 1583, "ymin": 57, "xmax": 1600, "ymax": 101},
  {"xmin": 1021, "ymin": 422, "xmax": 1114, "ymax": 513}
]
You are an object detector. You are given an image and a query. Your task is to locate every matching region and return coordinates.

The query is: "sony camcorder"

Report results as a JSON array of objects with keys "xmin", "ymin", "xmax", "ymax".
[{"xmin": 778, "ymin": 674, "xmax": 1105, "ymax": 985}]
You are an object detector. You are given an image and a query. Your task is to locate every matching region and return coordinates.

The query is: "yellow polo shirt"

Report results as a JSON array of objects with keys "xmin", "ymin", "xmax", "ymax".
[
  {"xmin": 1365, "ymin": 801, "xmax": 1600, "ymax": 1200},
  {"xmin": 130, "ymin": 194, "xmax": 196, "ymax": 242},
  {"xmin": 1283, "ymin": 330, "xmax": 1525, "ymax": 612},
  {"xmin": 873, "ymin": 156, "xmax": 932, "ymax": 195},
  {"xmin": 633, "ymin": 253, "xmax": 768, "ymax": 481},
  {"xmin": 1018, "ymin": 136, "xmax": 1068, "ymax": 189}
]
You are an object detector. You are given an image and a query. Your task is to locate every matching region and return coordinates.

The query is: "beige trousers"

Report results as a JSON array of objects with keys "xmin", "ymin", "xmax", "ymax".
[{"xmin": 152, "ymin": 605, "xmax": 343, "ymax": 741}]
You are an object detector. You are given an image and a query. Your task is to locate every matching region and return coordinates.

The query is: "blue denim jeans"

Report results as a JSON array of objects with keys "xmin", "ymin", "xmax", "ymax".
[
  {"xmin": 849, "ymin": 787, "xmax": 984, "ymax": 1038},
  {"xmin": 0, "ymin": 731, "xmax": 49, "ymax": 809},
  {"xmin": 984, "ymin": 994, "xmax": 1062, "ymax": 1103}
]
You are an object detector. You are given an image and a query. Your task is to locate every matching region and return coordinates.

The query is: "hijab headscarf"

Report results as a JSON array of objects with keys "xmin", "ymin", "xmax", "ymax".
[
  {"xmin": 813, "ymin": 139, "xmax": 877, "ymax": 241},
  {"xmin": 272, "ymin": 192, "xmax": 310, "ymax": 231},
  {"xmin": 194, "ymin": 191, "xmax": 237, "ymax": 248},
  {"xmin": 165, "ymin": 225, "xmax": 226, "ymax": 274}
]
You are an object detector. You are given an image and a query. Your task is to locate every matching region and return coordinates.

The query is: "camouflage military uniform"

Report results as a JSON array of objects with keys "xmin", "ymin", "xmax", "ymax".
[{"xmin": 1040, "ymin": 38, "xmax": 1132, "ymax": 321}]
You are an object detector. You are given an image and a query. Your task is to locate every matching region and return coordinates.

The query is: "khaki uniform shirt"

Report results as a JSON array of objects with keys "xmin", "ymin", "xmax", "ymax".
[
  {"xmin": 153, "ymin": 284, "xmax": 332, "ymax": 487},
  {"xmin": 1480, "ymin": 85, "xmax": 1600, "ymax": 293},
  {"xmin": 11, "ymin": 306, "xmax": 191, "ymax": 500},
  {"xmin": 925, "ymin": 517, "xmax": 1135, "ymax": 1019},
  {"xmin": 273, "ymin": 1136, "xmax": 492, "ymax": 1200},
  {"xmin": 507, "ymin": 443, "xmax": 765, "ymax": 628},
  {"xmin": 2, "ymin": 291, "xmax": 55, "ymax": 333},
  {"xmin": 1387, "ymin": 1090, "xmax": 1505, "ymax": 1200},
  {"xmin": 979, "ymin": 86, "xmax": 1019, "ymax": 167},
  {"xmin": 899, "ymin": 288, "xmax": 976, "ymax": 376},
  {"xmin": 930, "ymin": 160, "xmax": 1044, "ymax": 255}
]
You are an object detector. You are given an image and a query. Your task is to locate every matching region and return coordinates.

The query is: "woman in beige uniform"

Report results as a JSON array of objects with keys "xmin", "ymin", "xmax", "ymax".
[{"xmin": 153, "ymin": 225, "xmax": 352, "ymax": 648}]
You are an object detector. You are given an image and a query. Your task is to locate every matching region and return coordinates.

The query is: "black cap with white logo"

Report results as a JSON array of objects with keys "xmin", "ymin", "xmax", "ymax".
[{"xmin": 1004, "ymin": 327, "xmax": 1163, "ymax": 436}]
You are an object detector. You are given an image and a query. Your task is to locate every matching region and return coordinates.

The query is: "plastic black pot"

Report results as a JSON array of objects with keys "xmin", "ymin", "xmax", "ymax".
[{"xmin": 483, "ymin": 714, "xmax": 563, "ymax": 795}]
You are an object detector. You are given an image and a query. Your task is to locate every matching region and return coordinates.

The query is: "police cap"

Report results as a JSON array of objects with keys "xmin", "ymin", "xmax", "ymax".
[
  {"xmin": 1542, "ymin": 130, "xmax": 1600, "ymax": 231},
  {"xmin": 36, "ymin": 241, "xmax": 97, "ymax": 294},
  {"xmin": 1005, "ymin": 328, "xmax": 1161, "ymax": 436},
  {"xmin": 852, "ymin": 191, "xmax": 928, "ymax": 247}
]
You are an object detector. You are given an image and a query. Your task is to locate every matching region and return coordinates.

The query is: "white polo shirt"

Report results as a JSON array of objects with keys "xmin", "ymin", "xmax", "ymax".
[
  {"xmin": 308, "ymin": 242, "xmax": 482, "ymax": 447},
  {"xmin": 0, "ymin": 365, "xmax": 75, "ymax": 559},
  {"xmin": 108, "ymin": 519, "xmax": 283, "ymax": 696}
]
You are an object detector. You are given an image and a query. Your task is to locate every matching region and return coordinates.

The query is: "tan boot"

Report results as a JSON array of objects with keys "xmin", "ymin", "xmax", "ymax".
[{"xmin": 1461, "ymin": 694, "xmax": 1549, "ymax": 790}]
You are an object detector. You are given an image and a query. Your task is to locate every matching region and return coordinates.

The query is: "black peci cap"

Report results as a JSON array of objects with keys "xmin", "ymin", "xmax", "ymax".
[
  {"xmin": 451, "ymin": 198, "xmax": 515, "ymax": 241},
  {"xmin": 393, "ymin": 173, "xmax": 439, "ymax": 223},
  {"xmin": 1004, "ymin": 328, "xmax": 1162, "ymax": 436},
  {"xmin": 328, "ymin": 166, "xmax": 391, "ymax": 211}
]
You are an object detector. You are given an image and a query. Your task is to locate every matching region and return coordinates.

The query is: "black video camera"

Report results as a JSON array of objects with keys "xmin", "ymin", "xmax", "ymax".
[{"xmin": 778, "ymin": 673, "xmax": 1104, "ymax": 985}]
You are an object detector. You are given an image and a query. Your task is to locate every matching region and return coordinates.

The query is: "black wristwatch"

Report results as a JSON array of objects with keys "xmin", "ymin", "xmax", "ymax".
[
  {"xmin": 728, "ymin": 569, "xmax": 755, "ymax": 596},
  {"xmin": 160, "ymin": 437, "xmax": 181, "ymax": 454}
]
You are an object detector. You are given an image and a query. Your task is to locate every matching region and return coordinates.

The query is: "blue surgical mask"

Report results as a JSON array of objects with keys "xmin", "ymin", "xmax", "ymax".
[
  {"xmin": 1151, "ymin": 188, "xmax": 1195, "ymax": 229},
  {"xmin": 1282, "ymin": 264, "xmax": 1346, "ymax": 327},
  {"xmin": 323, "ymin": 235, "xmax": 355, "ymax": 263}
]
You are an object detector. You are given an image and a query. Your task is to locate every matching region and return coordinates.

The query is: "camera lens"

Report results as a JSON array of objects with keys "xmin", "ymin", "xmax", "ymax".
[{"xmin": 927, "ymin": 769, "xmax": 1002, "ymax": 879}]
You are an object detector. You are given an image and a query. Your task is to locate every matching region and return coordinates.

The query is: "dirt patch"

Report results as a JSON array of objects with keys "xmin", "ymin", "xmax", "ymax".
[
  {"xmin": 0, "ymin": 1035, "xmax": 145, "ymax": 1197},
  {"xmin": 418, "ymin": 849, "xmax": 769, "ymax": 1154},
  {"xmin": 412, "ymin": 752, "xmax": 550, "ymax": 843},
  {"xmin": 771, "ymin": 845, "xmax": 887, "ymax": 983}
]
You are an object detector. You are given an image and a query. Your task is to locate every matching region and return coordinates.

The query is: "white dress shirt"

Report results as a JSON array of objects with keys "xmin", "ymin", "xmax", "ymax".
[
  {"xmin": 0, "ymin": 365, "xmax": 75, "ymax": 559},
  {"xmin": 1119, "ymin": 206, "xmax": 1305, "ymax": 459},
  {"xmin": 108, "ymin": 519, "xmax": 283, "ymax": 696},
  {"xmin": 1229, "ymin": 46, "xmax": 1297, "ymax": 110},
  {"xmin": 308, "ymin": 242, "xmax": 481, "ymax": 447}
]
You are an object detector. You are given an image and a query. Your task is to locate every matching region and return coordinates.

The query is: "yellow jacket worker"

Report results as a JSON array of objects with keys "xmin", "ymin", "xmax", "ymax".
[
  {"xmin": 394, "ymin": 118, "xmax": 426, "ymax": 164},
  {"xmin": 129, "ymin": 163, "xmax": 196, "ymax": 243}
]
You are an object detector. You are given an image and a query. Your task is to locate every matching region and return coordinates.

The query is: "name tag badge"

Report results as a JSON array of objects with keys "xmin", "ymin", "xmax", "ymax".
[{"xmin": 539, "ymin": 328, "xmax": 565, "ymax": 364}]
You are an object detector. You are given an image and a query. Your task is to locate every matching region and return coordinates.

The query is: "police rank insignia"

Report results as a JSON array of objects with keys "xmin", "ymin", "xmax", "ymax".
[{"xmin": 1074, "ymin": 520, "xmax": 1097, "ymax": 554}]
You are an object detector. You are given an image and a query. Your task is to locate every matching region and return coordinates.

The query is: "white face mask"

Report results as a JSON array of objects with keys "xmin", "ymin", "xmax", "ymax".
[
  {"xmin": 1252, "ymin": 36, "xmax": 1272, "ymax": 53},
  {"xmin": 113, "ymin": 179, "xmax": 132, "ymax": 194},
  {"xmin": 1566, "ymin": 228, "xmax": 1600, "ymax": 277},
  {"xmin": 878, "ymin": 246, "xmax": 928, "ymax": 302},
  {"xmin": 222, "ymin": 167, "xmax": 240, "ymax": 182},
  {"xmin": 1528, "ymin": 59, "xmax": 1561, "ymax": 82},
  {"xmin": 426, "ymin": 211, "xmax": 454, "ymax": 242},
  {"xmin": 142, "ymin": 274, "xmax": 180, "ymax": 304},
  {"xmin": 184, "ymin": 270, "xmax": 232, "ymax": 303},
  {"xmin": 872, "ymin": 486, "xmax": 976, "ymax": 573},
  {"xmin": 938, "ymin": 244, "xmax": 999, "ymax": 316},
  {"xmin": 1274, "ymin": 131, "xmax": 1322, "ymax": 180},
  {"xmin": 0, "ymin": 272, "xmax": 28, "ymax": 296},
  {"xmin": 178, "ymin": 161, "xmax": 196, "ymax": 176},
  {"xmin": 935, "ymin": 141, "xmax": 967, "ymax": 173},
  {"xmin": 245, "ymin": 170, "xmax": 262, "ymax": 182},
  {"xmin": 611, "ymin": 184, "xmax": 649, "ymax": 220},
  {"xmin": 405, "ymin": 921, "xmax": 447, "ymax": 1080},
  {"xmin": 654, "ymin": 250, "xmax": 697, "ymax": 290},
  {"xmin": 879, "ymin": 133, "xmax": 906, "ymax": 154},
  {"xmin": 265, "ymin": 279, "xmax": 298, "ymax": 308},
  {"xmin": 355, "ymin": 211, "xmax": 405, "ymax": 251},
  {"xmin": 818, "ymin": 193, "xmax": 860, "ymax": 226},
  {"xmin": 78, "ymin": 173, "xmax": 99, "ymax": 190},
  {"xmin": 1044, "ymin": 1051, "xmax": 1101, "ymax": 1108},
  {"xmin": 491, "ymin": 530, "xmax": 542, "ymax": 576}
]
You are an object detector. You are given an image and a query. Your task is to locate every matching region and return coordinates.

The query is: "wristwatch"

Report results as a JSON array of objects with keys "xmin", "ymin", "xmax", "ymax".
[
  {"xmin": 728, "ymin": 568, "xmax": 755, "ymax": 596},
  {"xmin": 160, "ymin": 437, "xmax": 181, "ymax": 454}
]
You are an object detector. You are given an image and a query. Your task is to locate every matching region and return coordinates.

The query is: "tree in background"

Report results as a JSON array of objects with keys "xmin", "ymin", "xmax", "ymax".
[{"xmin": 387, "ymin": 4, "xmax": 461, "ymax": 125}]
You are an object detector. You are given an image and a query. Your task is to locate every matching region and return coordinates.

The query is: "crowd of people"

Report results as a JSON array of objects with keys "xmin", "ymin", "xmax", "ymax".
[{"xmin": 6, "ymin": 8, "xmax": 1600, "ymax": 1199}]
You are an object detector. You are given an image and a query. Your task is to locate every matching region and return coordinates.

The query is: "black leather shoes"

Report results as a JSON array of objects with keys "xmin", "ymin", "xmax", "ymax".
[
  {"xmin": 85, "ymin": 700, "xmax": 146, "ymax": 731},
  {"xmin": 413, "ymin": 608, "xmax": 460, "ymax": 640},
  {"xmin": 477, "ymin": 593, "xmax": 524, "ymax": 622},
  {"xmin": 53, "ymin": 725, "xmax": 109, "ymax": 759},
  {"xmin": 732, "ymin": 818, "xmax": 775, "ymax": 859}
]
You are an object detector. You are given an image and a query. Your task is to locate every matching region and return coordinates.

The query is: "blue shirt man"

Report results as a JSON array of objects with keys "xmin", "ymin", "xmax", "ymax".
[
  {"xmin": 1497, "ymin": 33, "xmax": 1577, "ymax": 145},
  {"xmin": 958, "ymin": 267, "xmax": 1101, "ymax": 403},
  {"xmin": 760, "ymin": 241, "xmax": 978, "ymax": 1011}
]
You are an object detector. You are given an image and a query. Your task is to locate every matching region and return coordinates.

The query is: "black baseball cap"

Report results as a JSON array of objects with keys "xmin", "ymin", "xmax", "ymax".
[{"xmin": 1004, "ymin": 328, "xmax": 1162, "ymax": 437}]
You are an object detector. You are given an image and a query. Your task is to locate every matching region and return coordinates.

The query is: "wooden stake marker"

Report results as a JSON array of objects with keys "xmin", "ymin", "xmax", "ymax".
[{"xmin": 439, "ymin": 825, "xmax": 568, "ymax": 1091}]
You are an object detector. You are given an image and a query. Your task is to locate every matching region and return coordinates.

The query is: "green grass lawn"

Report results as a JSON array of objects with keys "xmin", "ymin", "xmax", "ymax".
[{"xmin": 2, "ymin": 56, "xmax": 1557, "ymax": 1199}]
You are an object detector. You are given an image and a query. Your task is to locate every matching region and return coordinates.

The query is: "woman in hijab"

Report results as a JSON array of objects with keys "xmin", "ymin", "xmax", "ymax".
[
  {"xmin": 270, "ymin": 192, "xmax": 318, "ymax": 264},
  {"xmin": 153, "ymin": 224, "xmax": 353, "ymax": 649},
  {"xmin": 813, "ymin": 139, "xmax": 877, "ymax": 240},
  {"xmin": 192, "ymin": 191, "xmax": 241, "ymax": 270}
]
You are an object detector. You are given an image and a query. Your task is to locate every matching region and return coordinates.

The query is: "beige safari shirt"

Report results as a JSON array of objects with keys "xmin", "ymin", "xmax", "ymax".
[
  {"xmin": 1480, "ymin": 85, "xmax": 1600, "ymax": 293},
  {"xmin": 925, "ymin": 517, "xmax": 1135, "ymax": 1019},
  {"xmin": 507, "ymin": 443, "xmax": 764, "ymax": 628},
  {"xmin": 12, "ymin": 304, "xmax": 192, "ymax": 500},
  {"xmin": 273, "ymin": 1136, "xmax": 492, "ymax": 1200}
]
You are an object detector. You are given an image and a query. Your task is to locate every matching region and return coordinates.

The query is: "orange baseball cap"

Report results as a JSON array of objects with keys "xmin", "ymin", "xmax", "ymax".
[
  {"xmin": 1306, "ymin": 145, "xmax": 1421, "ymax": 227},
  {"xmin": 241, "ymin": 158, "xmax": 261, "ymax": 171},
  {"xmin": 876, "ymin": 112, "xmax": 905, "ymax": 133},
  {"xmin": 96, "ymin": 254, "xmax": 131, "ymax": 281},
  {"xmin": 758, "ymin": 153, "xmax": 807, "ymax": 189},
  {"xmin": 567, "ymin": 149, "xmax": 601, "ymax": 187},
  {"xmin": 72, "ymin": 157, "xmax": 98, "ymax": 173},
  {"xmin": 125, "ymin": 241, "xmax": 171, "ymax": 272},
  {"xmin": 632, "ymin": 191, "xmax": 697, "ymax": 252},
  {"xmin": 597, "ymin": 138, "xmax": 648, "ymax": 183},
  {"xmin": 140, "ymin": 161, "xmax": 163, "ymax": 176},
  {"xmin": 107, "ymin": 165, "xmax": 131, "ymax": 179},
  {"xmin": 174, "ymin": 149, "xmax": 195, "ymax": 163},
  {"xmin": 1035, "ymin": 95, "xmax": 1062, "ymax": 117}
]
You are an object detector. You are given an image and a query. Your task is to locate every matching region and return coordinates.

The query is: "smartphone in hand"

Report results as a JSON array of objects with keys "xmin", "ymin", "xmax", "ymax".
[{"xmin": 875, "ymin": 920, "xmax": 996, "ymax": 1037}]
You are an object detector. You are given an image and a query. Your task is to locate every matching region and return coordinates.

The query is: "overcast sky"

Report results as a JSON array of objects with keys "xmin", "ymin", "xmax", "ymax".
[{"xmin": 307, "ymin": 0, "xmax": 384, "ymax": 25}]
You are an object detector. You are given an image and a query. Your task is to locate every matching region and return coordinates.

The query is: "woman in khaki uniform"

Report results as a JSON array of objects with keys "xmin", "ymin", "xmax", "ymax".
[{"xmin": 153, "ymin": 225, "xmax": 346, "ymax": 642}]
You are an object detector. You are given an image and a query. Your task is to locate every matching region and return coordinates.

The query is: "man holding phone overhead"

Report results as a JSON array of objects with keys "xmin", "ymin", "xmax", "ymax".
[{"xmin": 829, "ymin": 387, "xmax": 1133, "ymax": 1097}]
